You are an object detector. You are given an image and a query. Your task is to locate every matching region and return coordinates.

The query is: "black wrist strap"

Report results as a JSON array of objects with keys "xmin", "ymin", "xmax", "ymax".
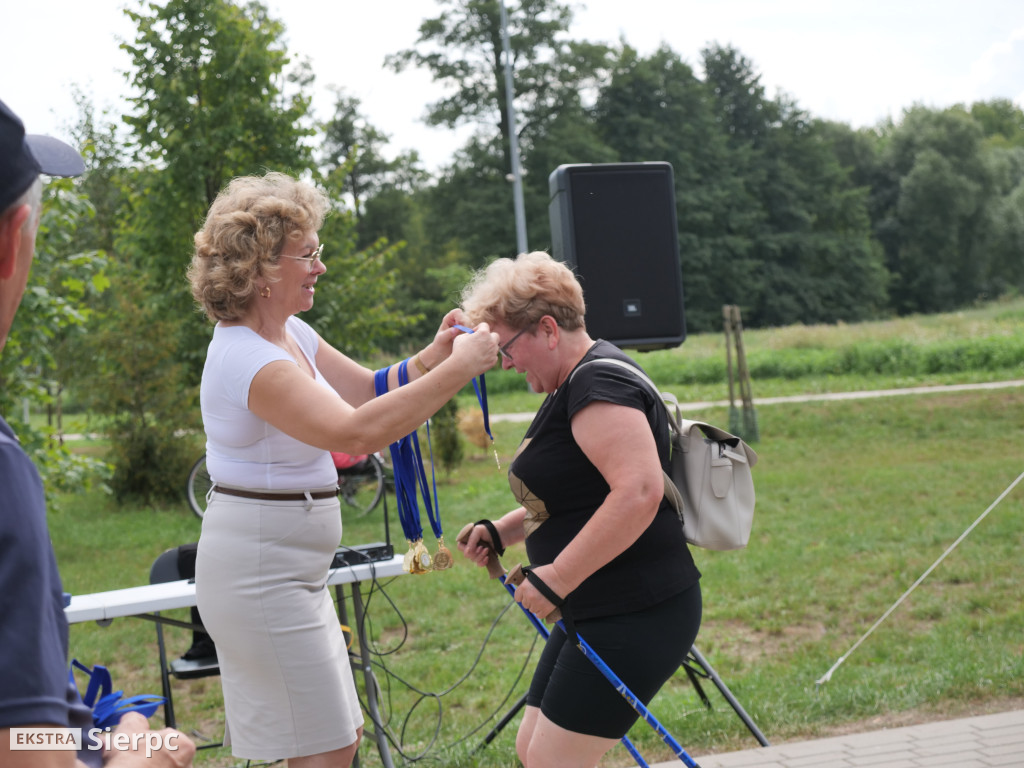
[
  {"xmin": 520, "ymin": 566, "xmax": 565, "ymax": 608},
  {"xmin": 524, "ymin": 565, "xmax": 565, "ymax": 606},
  {"xmin": 475, "ymin": 519, "xmax": 505, "ymax": 556},
  {"xmin": 521, "ymin": 565, "xmax": 576, "ymax": 641}
]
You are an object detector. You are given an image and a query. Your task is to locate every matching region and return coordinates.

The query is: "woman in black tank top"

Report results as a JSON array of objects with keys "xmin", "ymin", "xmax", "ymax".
[{"xmin": 457, "ymin": 251, "xmax": 702, "ymax": 767}]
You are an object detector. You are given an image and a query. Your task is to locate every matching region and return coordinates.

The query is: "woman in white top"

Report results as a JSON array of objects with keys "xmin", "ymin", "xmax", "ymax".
[{"xmin": 186, "ymin": 172, "xmax": 498, "ymax": 767}]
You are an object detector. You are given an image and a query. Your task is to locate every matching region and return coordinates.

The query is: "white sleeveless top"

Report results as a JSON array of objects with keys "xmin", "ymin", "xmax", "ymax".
[{"xmin": 200, "ymin": 315, "xmax": 337, "ymax": 489}]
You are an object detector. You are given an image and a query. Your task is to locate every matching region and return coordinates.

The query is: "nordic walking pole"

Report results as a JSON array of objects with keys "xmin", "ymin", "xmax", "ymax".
[
  {"xmin": 457, "ymin": 526, "xmax": 649, "ymax": 767},
  {"xmin": 506, "ymin": 564, "xmax": 702, "ymax": 768},
  {"xmin": 503, "ymin": 569, "xmax": 650, "ymax": 767},
  {"xmin": 457, "ymin": 526, "xmax": 701, "ymax": 768}
]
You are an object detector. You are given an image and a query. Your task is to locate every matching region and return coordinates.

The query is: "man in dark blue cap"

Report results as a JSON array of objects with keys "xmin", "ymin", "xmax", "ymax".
[
  {"xmin": 0, "ymin": 100, "xmax": 86, "ymax": 349},
  {"xmin": 0, "ymin": 98, "xmax": 195, "ymax": 768}
]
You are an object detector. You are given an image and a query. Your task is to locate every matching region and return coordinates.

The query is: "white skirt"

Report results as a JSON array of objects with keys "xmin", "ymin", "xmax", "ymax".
[{"xmin": 195, "ymin": 487, "xmax": 362, "ymax": 760}]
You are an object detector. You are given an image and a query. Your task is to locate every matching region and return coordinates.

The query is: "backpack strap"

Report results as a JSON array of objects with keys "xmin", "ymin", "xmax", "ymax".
[
  {"xmin": 568, "ymin": 357, "xmax": 662, "ymax": 411},
  {"xmin": 568, "ymin": 357, "xmax": 674, "ymax": 433},
  {"xmin": 569, "ymin": 358, "xmax": 686, "ymax": 513},
  {"xmin": 570, "ymin": 358, "xmax": 758, "ymax": 465},
  {"xmin": 568, "ymin": 358, "xmax": 758, "ymax": 516}
]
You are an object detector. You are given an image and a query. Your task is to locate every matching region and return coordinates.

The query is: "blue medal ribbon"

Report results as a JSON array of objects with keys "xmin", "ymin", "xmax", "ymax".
[
  {"xmin": 374, "ymin": 365, "xmax": 424, "ymax": 545},
  {"xmin": 372, "ymin": 329, "xmax": 497, "ymax": 564},
  {"xmin": 70, "ymin": 659, "xmax": 164, "ymax": 730},
  {"xmin": 397, "ymin": 361, "xmax": 443, "ymax": 541},
  {"xmin": 452, "ymin": 324, "xmax": 496, "ymax": 459}
]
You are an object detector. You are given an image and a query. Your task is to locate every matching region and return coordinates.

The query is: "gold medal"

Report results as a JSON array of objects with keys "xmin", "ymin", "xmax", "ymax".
[
  {"xmin": 432, "ymin": 537, "xmax": 453, "ymax": 570},
  {"xmin": 412, "ymin": 539, "xmax": 432, "ymax": 574},
  {"xmin": 402, "ymin": 541, "xmax": 417, "ymax": 574}
]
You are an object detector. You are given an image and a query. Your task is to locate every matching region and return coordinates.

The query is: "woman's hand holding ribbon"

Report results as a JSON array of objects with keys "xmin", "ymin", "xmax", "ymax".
[
  {"xmin": 425, "ymin": 308, "xmax": 468, "ymax": 365},
  {"xmin": 450, "ymin": 321, "xmax": 499, "ymax": 376},
  {"xmin": 422, "ymin": 309, "xmax": 497, "ymax": 377}
]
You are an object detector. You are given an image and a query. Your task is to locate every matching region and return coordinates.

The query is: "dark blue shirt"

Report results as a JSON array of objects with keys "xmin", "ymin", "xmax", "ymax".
[{"xmin": 0, "ymin": 416, "xmax": 98, "ymax": 765}]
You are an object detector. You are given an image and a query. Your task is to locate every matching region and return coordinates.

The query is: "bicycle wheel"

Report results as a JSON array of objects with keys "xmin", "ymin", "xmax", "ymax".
[
  {"xmin": 186, "ymin": 454, "xmax": 213, "ymax": 520},
  {"xmin": 337, "ymin": 453, "xmax": 385, "ymax": 516}
]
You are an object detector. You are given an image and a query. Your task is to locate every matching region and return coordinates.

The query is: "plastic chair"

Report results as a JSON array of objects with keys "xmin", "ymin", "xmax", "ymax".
[{"xmin": 149, "ymin": 545, "xmax": 220, "ymax": 739}]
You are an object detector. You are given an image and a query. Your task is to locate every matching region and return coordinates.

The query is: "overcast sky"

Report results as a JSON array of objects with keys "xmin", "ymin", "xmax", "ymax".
[{"xmin": 3, "ymin": 0, "xmax": 1023, "ymax": 171}]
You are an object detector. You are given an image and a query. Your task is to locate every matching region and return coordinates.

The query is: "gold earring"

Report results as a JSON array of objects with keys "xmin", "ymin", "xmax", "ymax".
[{"xmin": 260, "ymin": 286, "xmax": 271, "ymax": 298}]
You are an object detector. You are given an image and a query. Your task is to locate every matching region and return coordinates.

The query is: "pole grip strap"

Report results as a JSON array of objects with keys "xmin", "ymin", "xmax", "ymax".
[{"xmin": 506, "ymin": 563, "xmax": 572, "ymax": 635}]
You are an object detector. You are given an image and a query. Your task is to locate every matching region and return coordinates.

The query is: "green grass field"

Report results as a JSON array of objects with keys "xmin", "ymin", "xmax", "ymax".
[{"xmin": 53, "ymin": 300, "xmax": 1024, "ymax": 767}]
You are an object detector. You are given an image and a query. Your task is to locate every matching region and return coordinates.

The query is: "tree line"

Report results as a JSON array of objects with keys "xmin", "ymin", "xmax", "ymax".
[{"xmin": 3, "ymin": 0, "xmax": 1022, "ymax": 502}]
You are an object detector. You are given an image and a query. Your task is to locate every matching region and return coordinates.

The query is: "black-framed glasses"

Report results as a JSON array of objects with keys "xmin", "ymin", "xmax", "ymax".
[
  {"xmin": 499, "ymin": 324, "xmax": 534, "ymax": 363},
  {"xmin": 280, "ymin": 243, "xmax": 325, "ymax": 272}
]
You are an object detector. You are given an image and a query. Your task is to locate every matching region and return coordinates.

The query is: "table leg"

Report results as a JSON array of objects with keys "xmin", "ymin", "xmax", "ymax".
[{"xmin": 336, "ymin": 582, "xmax": 395, "ymax": 768}]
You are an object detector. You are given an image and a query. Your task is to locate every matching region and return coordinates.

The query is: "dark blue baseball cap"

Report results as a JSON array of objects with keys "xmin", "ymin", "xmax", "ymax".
[{"xmin": 0, "ymin": 98, "xmax": 85, "ymax": 213}]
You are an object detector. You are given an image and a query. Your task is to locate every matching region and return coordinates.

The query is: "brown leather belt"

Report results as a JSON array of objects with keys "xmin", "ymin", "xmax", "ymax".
[{"xmin": 211, "ymin": 485, "xmax": 340, "ymax": 501}]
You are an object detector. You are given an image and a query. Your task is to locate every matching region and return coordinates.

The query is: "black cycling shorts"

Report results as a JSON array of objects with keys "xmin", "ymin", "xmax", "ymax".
[{"xmin": 525, "ymin": 582, "xmax": 702, "ymax": 739}]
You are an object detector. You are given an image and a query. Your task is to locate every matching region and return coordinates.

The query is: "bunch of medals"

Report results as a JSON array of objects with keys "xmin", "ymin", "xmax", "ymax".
[
  {"xmin": 374, "ymin": 332, "xmax": 497, "ymax": 575},
  {"xmin": 375, "ymin": 359, "xmax": 453, "ymax": 574},
  {"xmin": 392, "ymin": 428, "xmax": 452, "ymax": 575}
]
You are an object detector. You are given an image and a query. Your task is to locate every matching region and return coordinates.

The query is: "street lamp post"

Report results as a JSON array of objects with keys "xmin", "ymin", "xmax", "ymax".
[{"xmin": 499, "ymin": 0, "xmax": 528, "ymax": 255}]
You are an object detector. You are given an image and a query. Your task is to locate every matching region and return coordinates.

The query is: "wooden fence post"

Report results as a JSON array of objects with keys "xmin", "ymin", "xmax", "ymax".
[{"xmin": 723, "ymin": 305, "xmax": 759, "ymax": 442}]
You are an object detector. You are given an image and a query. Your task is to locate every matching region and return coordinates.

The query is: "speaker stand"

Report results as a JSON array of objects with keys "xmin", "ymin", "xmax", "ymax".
[
  {"xmin": 479, "ymin": 693, "xmax": 528, "ymax": 749},
  {"xmin": 681, "ymin": 645, "xmax": 769, "ymax": 746}
]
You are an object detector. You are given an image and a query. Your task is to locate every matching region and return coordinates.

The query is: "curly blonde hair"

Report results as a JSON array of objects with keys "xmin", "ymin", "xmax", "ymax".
[
  {"xmin": 460, "ymin": 251, "xmax": 586, "ymax": 331},
  {"xmin": 188, "ymin": 172, "xmax": 330, "ymax": 322}
]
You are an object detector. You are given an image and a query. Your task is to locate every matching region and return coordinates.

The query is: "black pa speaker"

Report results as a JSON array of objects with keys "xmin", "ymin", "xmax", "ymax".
[{"xmin": 548, "ymin": 162, "xmax": 685, "ymax": 350}]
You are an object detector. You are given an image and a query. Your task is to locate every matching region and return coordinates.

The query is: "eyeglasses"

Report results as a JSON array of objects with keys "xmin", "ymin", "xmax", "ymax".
[
  {"xmin": 499, "ymin": 325, "xmax": 534, "ymax": 363},
  {"xmin": 280, "ymin": 243, "xmax": 325, "ymax": 272}
]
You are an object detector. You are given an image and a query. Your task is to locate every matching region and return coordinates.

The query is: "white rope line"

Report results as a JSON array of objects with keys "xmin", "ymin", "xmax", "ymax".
[{"xmin": 816, "ymin": 470, "xmax": 1024, "ymax": 685}]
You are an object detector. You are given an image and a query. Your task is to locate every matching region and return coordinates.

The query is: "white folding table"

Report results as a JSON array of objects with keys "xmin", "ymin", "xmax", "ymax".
[{"xmin": 66, "ymin": 554, "xmax": 406, "ymax": 767}]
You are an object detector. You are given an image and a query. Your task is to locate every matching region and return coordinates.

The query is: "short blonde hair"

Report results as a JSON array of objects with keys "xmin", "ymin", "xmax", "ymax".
[
  {"xmin": 460, "ymin": 251, "xmax": 586, "ymax": 331},
  {"xmin": 188, "ymin": 172, "xmax": 330, "ymax": 322}
]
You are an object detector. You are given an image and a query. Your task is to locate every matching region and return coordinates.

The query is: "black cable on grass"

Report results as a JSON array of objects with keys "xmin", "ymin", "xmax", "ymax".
[{"xmin": 333, "ymin": 571, "xmax": 539, "ymax": 764}]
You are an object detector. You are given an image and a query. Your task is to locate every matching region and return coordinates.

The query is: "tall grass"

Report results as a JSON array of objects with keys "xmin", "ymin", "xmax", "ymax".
[
  {"xmin": 54, "ymin": 301, "xmax": 1024, "ymax": 767},
  {"xmin": 473, "ymin": 297, "xmax": 1024, "ymax": 413}
]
